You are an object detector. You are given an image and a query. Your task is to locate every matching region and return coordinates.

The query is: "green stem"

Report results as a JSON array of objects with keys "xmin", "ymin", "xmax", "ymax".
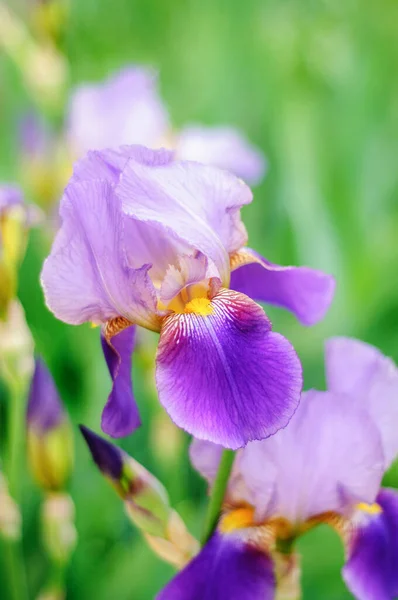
[
  {"xmin": 2, "ymin": 539, "xmax": 29, "ymax": 600},
  {"xmin": 201, "ymin": 449, "xmax": 235, "ymax": 545},
  {"xmin": 6, "ymin": 378, "xmax": 26, "ymax": 500},
  {"xmin": 3, "ymin": 378, "xmax": 29, "ymax": 600}
]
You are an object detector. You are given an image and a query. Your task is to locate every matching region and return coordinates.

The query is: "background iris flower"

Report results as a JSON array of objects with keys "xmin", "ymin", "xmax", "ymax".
[
  {"xmin": 41, "ymin": 144, "xmax": 334, "ymax": 447},
  {"xmin": 67, "ymin": 66, "xmax": 267, "ymax": 185},
  {"xmin": 161, "ymin": 338, "xmax": 398, "ymax": 599}
]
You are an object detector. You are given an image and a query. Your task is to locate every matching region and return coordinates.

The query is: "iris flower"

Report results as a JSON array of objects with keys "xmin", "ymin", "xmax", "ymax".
[
  {"xmin": 41, "ymin": 145, "xmax": 334, "ymax": 447},
  {"xmin": 159, "ymin": 338, "xmax": 398, "ymax": 600},
  {"xmin": 68, "ymin": 66, "xmax": 267, "ymax": 184}
]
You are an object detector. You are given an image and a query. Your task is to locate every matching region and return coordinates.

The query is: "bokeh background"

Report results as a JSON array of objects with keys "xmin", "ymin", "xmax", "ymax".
[{"xmin": 1, "ymin": 0, "xmax": 398, "ymax": 597}]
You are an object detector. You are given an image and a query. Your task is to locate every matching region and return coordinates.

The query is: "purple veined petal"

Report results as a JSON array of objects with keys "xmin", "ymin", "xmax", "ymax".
[
  {"xmin": 67, "ymin": 67, "xmax": 170, "ymax": 156},
  {"xmin": 155, "ymin": 288, "xmax": 302, "ymax": 450},
  {"xmin": 230, "ymin": 248, "xmax": 335, "ymax": 326},
  {"xmin": 117, "ymin": 158, "xmax": 253, "ymax": 286},
  {"xmin": 100, "ymin": 325, "xmax": 141, "ymax": 438},
  {"xmin": 325, "ymin": 338, "xmax": 398, "ymax": 468},
  {"xmin": 41, "ymin": 179, "xmax": 159, "ymax": 330},
  {"xmin": 343, "ymin": 488, "xmax": 398, "ymax": 600},
  {"xmin": 239, "ymin": 390, "xmax": 385, "ymax": 523},
  {"xmin": 157, "ymin": 531, "xmax": 275, "ymax": 600},
  {"xmin": 176, "ymin": 125, "xmax": 267, "ymax": 186},
  {"xmin": 69, "ymin": 144, "xmax": 190, "ymax": 285},
  {"xmin": 27, "ymin": 357, "xmax": 66, "ymax": 433},
  {"xmin": 71, "ymin": 145, "xmax": 174, "ymax": 185}
]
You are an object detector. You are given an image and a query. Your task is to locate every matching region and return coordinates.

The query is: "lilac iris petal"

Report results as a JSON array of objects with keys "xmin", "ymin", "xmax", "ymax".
[
  {"xmin": 230, "ymin": 248, "xmax": 335, "ymax": 326},
  {"xmin": 117, "ymin": 159, "xmax": 253, "ymax": 286},
  {"xmin": 159, "ymin": 253, "xmax": 209, "ymax": 305},
  {"xmin": 156, "ymin": 288, "xmax": 302, "ymax": 449},
  {"xmin": 239, "ymin": 390, "xmax": 384, "ymax": 522},
  {"xmin": 101, "ymin": 325, "xmax": 141, "ymax": 438},
  {"xmin": 177, "ymin": 125, "xmax": 267, "ymax": 186},
  {"xmin": 189, "ymin": 438, "xmax": 224, "ymax": 485},
  {"xmin": 343, "ymin": 488, "xmax": 398, "ymax": 600},
  {"xmin": 68, "ymin": 67, "xmax": 169, "ymax": 156},
  {"xmin": 71, "ymin": 145, "xmax": 174, "ymax": 184},
  {"xmin": 40, "ymin": 179, "xmax": 159, "ymax": 330},
  {"xmin": 27, "ymin": 357, "xmax": 65, "ymax": 432},
  {"xmin": 325, "ymin": 337, "xmax": 398, "ymax": 468},
  {"xmin": 157, "ymin": 531, "xmax": 275, "ymax": 600}
]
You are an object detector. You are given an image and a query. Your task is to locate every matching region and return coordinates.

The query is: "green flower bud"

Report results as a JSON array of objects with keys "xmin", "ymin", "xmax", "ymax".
[{"xmin": 41, "ymin": 493, "xmax": 76, "ymax": 565}]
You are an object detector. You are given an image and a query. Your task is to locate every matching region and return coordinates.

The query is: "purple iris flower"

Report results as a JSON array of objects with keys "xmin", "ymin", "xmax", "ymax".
[
  {"xmin": 67, "ymin": 67, "xmax": 170, "ymax": 157},
  {"xmin": 159, "ymin": 337, "xmax": 398, "ymax": 600},
  {"xmin": 67, "ymin": 66, "xmax": 265, "ymax": 185},
  {"xmin": 176, "ymin": 125, "xmax": 267, "ymax": 186},
  {"xmin": 41, "ymin": 145, "xmax": 334, "ymax": 447}
]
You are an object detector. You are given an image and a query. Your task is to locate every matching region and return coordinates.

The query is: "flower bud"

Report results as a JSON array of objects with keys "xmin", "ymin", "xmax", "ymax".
[
  {"xmin": 0, "ymin": 186, "xmax": 40, "ymax": 319},
  {"xmin": 80, "ymin": 426, "xmax": 169, "ymax": 537},
  {"xmin": 81, "ymin": 426, "xmax": 199, "ymax": 565},
  {"xmin": 0, "ymin": 300, "xmax": 34, "ymax": 385},
  {"xmin": 0, "ymin": 473, "xmax": 21, "ymax": 541},
  {"xmin": 41, "ymin": 492, "xmax": 76, "ymax": 565},
  {"xmin": 27, "ymin": 358, "xmax": 73, "ymax": 491}
]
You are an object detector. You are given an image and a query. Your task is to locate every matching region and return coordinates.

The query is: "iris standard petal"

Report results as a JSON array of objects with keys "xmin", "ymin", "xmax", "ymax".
[
  {"xmin": 157, "ymin": 531, "xmax": 275, "ymax": 600},
  {"xmin": 101, "ymin": 325, "xmax": 141, "ymax": 438},
  {"xmin": 27, "ymin": 357, "xmax": 65, "ymax": 432},
  {"xmin": 230, "ymin": 248, "xmax": 335, "ymax": 326},
  {"xmin": 240, "ymin": 390, "xmax": 385, "ymax": 522},
  {"xmin": 176, "ymin": 125, "xmax": 267, "ymax": 185},
  {"xmin": 71, "ymin": 145, "xmax": 174, "ymax": 184},
  {"xmin": 117, "ymin": 159, "xmax": 253, "ymax": 286},
  {"xmin": 41, "ymin": 179, "xmax": 159, "ymax": 330},
  {"xmin": 343, "ymin": 488, "xmax": 398, "ymax": 600},
  {"xmin": 326, "ymin": 337, "xmax": 398, "ymax": 468},
  {"xmin": 68, "ymin": 67, "xmax": 169, "ymax": 156},
  {"xmin": 156, "ymin": 288, "xmax": 302, "ymax": 449}
]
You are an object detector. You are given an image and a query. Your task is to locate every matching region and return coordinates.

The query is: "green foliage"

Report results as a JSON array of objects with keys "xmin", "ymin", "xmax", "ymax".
[{"xmin": 1, "ymin": 0, "xmax": 398, "ymax": 597}]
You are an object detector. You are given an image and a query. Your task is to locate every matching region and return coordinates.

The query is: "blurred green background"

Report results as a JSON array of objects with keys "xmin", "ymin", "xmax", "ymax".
[{"xmin": 1, "ymin": 0, "xmax": 398, "ymax": 597}]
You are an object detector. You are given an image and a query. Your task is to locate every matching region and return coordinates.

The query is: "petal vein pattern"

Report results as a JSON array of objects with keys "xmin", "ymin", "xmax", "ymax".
[
  {"xmin": 41, "ymin": 179, "xmax": 159, "ymax": 330},
  {"xmin": 117, "ymin": 160, "xmax": 253, "ymax": 287},
  {"xmin": 156, "ymin": 289, "xmax": 302, "ymax": 449}
]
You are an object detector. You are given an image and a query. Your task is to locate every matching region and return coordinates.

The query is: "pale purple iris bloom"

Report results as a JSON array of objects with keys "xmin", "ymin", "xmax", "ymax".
[
  {"xmin": 67, "ymin": 67, "xmax": 170, "ymax": 157},
  {"xmin": 160, "ymin": 338, "xmax": 398, "ymax": 600},
  {"xmin": 41, "ymin": 144, "xmax": 334, "ymax": 447},
  {"xmin": 176, "ymin": 125, "xmax": 267, "ymax": 186},
  {"xmin": 67, "ymin": 66, "xmax": 265, "ymax": 185}
]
